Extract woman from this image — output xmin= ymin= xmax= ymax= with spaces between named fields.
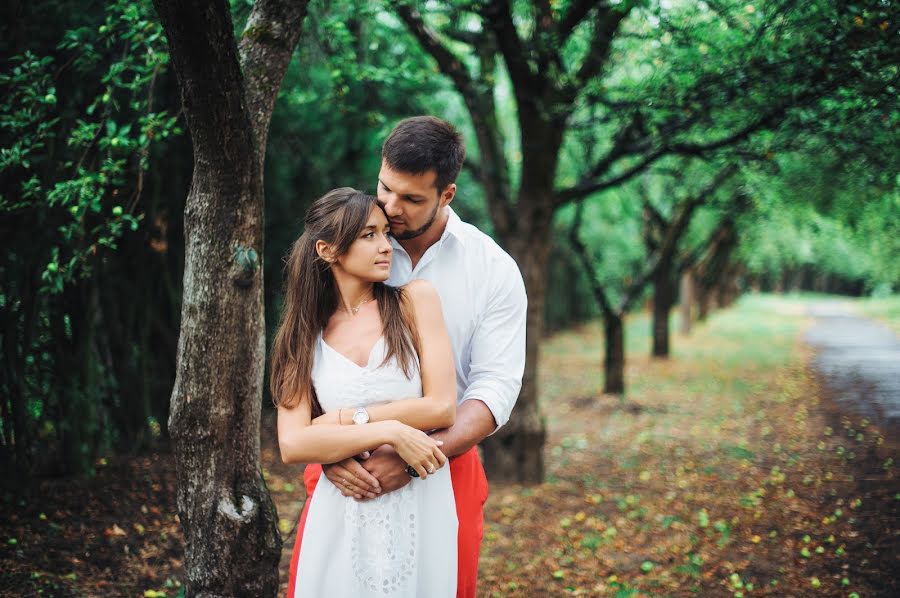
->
xmin=272 ymin=188 xmax=458 ymax=597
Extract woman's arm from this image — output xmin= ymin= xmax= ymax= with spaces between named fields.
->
xmin=277 ymin=390 xmax=448 ymax=477
xmin=278 ymin=394 xmax=394 ymax=464
xmin=313 ymin=280 xmax=457 ymax=431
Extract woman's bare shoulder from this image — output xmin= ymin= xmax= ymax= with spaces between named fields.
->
xmin=401 ymin=279 xmax=441 ymax=310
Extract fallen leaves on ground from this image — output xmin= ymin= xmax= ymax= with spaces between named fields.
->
xmin=2 ymin=296 xmax=897 ymax=597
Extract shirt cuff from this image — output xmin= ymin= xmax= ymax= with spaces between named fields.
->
xmin=461 ymin=387 xmax=513 ymax=435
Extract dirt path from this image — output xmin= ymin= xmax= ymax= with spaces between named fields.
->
xmin=806 ymin=301 xmax=900 ymax=433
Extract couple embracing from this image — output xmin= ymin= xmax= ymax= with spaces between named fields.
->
xmin=272 ymin=116 xmax=527 ymax=597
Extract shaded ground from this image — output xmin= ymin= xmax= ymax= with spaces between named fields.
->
xmin=476 ymin=296 xmax=899 ymax=597
xmin=2 ymin=295 xmax=898 ymax=597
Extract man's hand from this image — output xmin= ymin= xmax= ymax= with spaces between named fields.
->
xmin=322 ymin=456 xmax=381 ymax=499
xmin=359 ymin=445 xmax=411 ymax=498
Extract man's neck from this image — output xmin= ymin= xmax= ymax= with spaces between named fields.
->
xmin=399 ymin=207 xmax=450 ymax=270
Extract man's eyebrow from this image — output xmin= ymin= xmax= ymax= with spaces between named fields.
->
xmin=380 ymin=178 xmax=424 ymax=200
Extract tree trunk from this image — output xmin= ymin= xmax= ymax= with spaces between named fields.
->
xmin=603 ymin=312 xmax=625 ymax=394
xmin=652 ymin=270 xmax=677 ymax=358
xmin=152 ymin=0 xmax=307 ymax=594
xmin=481 ymin=229 xmax=548 ymax=483
xmin=697 ymin=286 xmax=712 ymax=321
xmin=679 ymin=270 xmax=694 ymax=335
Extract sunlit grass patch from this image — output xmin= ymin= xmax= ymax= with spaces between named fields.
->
xmin=853 ymin=294 xmax=900 ymax=335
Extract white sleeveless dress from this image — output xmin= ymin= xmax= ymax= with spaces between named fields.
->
xmin=293 ymin=335 xmax=458 ymax=598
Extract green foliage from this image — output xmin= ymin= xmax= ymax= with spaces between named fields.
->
xmin=1 ymin=0 xmax=177 ymax=294
xmin=3 ymin=0 xmax=896 ymax=476
xmin=737 ymin=145 xmax=899 ymax=292
xmin=1 ymin=0 xmax=180 ymax=474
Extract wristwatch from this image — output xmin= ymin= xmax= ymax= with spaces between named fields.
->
xmin=351 ymin=407 xmax=369 ymax=425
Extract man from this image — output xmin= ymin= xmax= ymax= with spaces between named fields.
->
xmin=286 ymin=116 xmax=526 ymax=598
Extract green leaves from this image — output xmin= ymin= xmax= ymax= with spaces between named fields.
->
xmin=1 ymin=0 xmax=174 ymax=296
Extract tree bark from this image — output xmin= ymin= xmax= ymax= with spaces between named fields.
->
xmin=480 ymin=180 xmax=555 ymax=483
xmin=603 ymin=313 xmax=625 ymax=395
xmin=651 ymin=269 xmax=677 ymax=358
xmin=679 ymin=270 xmax=694 ymax=335
xmin=152 ymin=0 xmax=306 ymax=594
xmin=481 ymin=232 xmax=548 ymax=483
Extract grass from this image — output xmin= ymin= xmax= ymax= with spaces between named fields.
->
xmin=479 ymin=294 xmax=899 ymax=597
xmin=851 ymin=295 xmax=900 ymax=335
xmin=4 ymin=293 xmax=897 ymax=597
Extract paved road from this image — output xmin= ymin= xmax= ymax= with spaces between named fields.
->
xmin=805 ymin=302 xmax=900 ymax=430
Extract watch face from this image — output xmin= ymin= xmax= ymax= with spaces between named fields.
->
xmin=352 ymin=409 xmax=368 ymax=425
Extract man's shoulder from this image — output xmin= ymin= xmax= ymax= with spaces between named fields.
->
xmin=451 ymin=216 xmax=518 ymax=270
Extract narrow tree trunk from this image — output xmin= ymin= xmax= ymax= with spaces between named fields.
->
xmin=679 ymin=270 xmax=694 ymax=335
xmin=652 ymin=270 xmax=677 ymax=358
xmin=603 ymin=312 xmax=625 ymax=394
xmin=600 ymin=309 xmax=627 ymax=396
xmin=697 ymin=286 xmax=712 ymax=321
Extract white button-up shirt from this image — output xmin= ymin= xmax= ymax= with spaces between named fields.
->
xmin=387 ymin=207 xmax=527 ymax=431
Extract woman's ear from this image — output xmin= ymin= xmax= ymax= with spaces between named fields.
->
xmin=315 ymin=240 xmax=336 ymax=263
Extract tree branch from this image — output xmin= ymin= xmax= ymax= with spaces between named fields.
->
xmin=572 ymin=5 xmax=630 ymax=90
xmin=556 ymin=149 xmax=665 ymax=205
xmin=391 ymin=1 xmax=515 ymax=237
xmin=678 ymin=190 xmax=751 ymax=272
xmin=152 ymin=0 xmax=251 ymax=169
xmin=624 ymin=164 xmax=738 ymax=313
xmin=238 ymin=0 xmax=310 ymax=157
xmin=569 ymin=201 xmax=616 ymax=318
xmin=482 ymin=0 xmax=539 ymax=94
xmin=392 ymin=2 xmax=478 ymax=100
xmin=558 ymin=0 xmax=603 ymax=41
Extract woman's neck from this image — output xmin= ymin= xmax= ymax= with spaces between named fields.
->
xmin=332 ymin=271 xmax=375 ymax=317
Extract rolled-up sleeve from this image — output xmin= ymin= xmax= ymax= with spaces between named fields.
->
xmin=461 ymin=256 xmax=527 ymax=431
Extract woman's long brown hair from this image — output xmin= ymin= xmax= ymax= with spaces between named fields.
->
xmin=270 ymin=188 xmax=420 ymax=416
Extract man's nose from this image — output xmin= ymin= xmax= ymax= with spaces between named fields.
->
xmin=381 ymin=195 xmax=402 ymax=218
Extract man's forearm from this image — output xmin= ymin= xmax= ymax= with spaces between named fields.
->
xmin=429 ymin=399 xmax=496 ymax=458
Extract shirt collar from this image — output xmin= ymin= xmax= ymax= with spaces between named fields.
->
xmin=442 ymin=206 xmax=464 ymax=243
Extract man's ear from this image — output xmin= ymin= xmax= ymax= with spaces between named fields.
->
xmin=440 ymin=183 xmax=456 ymax=208
xmin=315 ymin=240 xmax=336 ymax=263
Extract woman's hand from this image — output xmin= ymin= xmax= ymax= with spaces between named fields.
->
xmin=387 ymin=421 xmax=447 ymax=479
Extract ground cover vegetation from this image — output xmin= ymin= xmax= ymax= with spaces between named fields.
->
xmin=2 ymin=296 xmax=897 ymax=596
xmin=1 ymin=0 xmax=897 ymax=593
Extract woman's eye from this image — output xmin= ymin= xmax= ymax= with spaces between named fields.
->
xmin=364 ymin=232 xmax=375 ymax=239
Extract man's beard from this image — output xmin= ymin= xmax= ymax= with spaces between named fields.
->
xmin=391 ymin=201 xmax=440 ymax=240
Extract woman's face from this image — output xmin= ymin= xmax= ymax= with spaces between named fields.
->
xmin=331 ymin=206 xmax=393 ymax=282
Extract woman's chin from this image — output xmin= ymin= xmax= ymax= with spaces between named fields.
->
xmin=363 ymin=271 xmax=391 ymax=282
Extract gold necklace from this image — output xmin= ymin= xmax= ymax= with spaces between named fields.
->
xmin=350 ymin=293 xmax=375 ymax=315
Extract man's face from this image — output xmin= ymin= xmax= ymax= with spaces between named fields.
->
xmin=376 ymin=160 xmax=453 ymax=240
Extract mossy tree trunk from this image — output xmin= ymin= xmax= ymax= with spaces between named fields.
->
xmin=151 ymin=0 xmax=307 ymax=594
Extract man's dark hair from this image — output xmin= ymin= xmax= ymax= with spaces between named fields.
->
xmin=382 ymin=116 xmax=465 ymax=193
